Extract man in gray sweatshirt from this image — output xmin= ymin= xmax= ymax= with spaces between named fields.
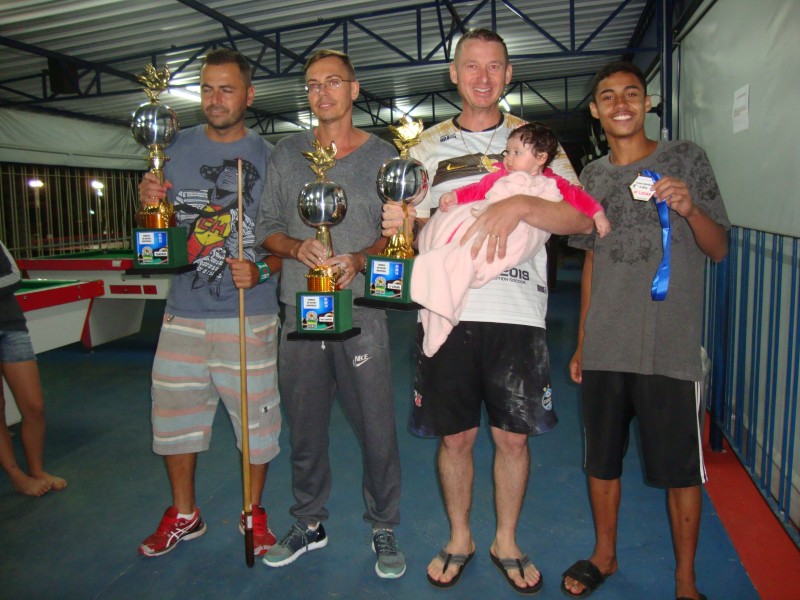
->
xmin=254 ymin=49 xmax=404 ymax=580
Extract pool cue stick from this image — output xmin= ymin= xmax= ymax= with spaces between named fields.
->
xmin=237 ymin=157 xmax=255 ymax=567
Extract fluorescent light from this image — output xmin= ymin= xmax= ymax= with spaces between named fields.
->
xmin=90 ymin=180 xmax=104 ymax=190
xmin=28 ymin=179 xmax=44 ymax=188
xmin=500 ymin=98 xmax=511 ymax=112
xmin=168 ymin=87 xmax=202 ymax=103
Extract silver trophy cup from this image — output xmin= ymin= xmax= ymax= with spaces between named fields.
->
xmin=298 ymin=142 xmax=348 ymax=292
xmin=377 ymin=116 xmax=429 ymax=258
xmin=131 ymin=65 xmax=179 ymax=228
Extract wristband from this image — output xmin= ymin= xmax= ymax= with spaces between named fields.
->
xmin=255 ymin=261 xmax=271 ymax=283
xmin=357 ymin=251 xmax=368 ymax=275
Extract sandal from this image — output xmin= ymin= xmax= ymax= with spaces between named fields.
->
xmin=490 ymin=552 xmax=543 ymax=595
xmin=561 ymin=559 xmax=608 ymax=598
xmin=427 ymin=548 xmax=475 ymax=589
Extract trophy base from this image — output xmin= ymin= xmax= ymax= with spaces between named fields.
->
xmin=361 ymin=255 xmax=416 ymax=307
xmin=292 ymin=289 xmax=356 ymax=338
xmin=287 ymin=328 xmax=361 ymax=341
xmin=133 ymin=227 xmax=189 ymax=270
xmin=354 ymin=297 xmax=421 ymax=311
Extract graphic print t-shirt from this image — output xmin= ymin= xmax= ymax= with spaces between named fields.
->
xmin=163 ymin=126 xmax=277 ymax=318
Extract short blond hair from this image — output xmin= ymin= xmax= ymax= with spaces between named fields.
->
xmin=454 ymin=29 xmax=509 ymax=65
xmin=303 ymin=49 xmax=356 ymax=79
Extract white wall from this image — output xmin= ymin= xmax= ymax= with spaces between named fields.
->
xmin=680 ymin=0 xmax=800 ymax=237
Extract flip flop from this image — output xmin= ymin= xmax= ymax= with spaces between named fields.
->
xmin=490 ymin=552 xmax=544 ymax=595
xmin=427 ymin=548 xmax=475 ymax=589
xmin=561 ymin=559 xmax=607 ymax=598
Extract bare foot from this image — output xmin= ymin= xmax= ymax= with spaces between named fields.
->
xmin=427 ymin=539 xmax=476 ymax=585
xmin=10 ymin=470 xmax=51 ymax=496
xmin=39 ymin=472 xmax=67 ymax=491
xmin=490 ymin=542 xmax=542 ymax=590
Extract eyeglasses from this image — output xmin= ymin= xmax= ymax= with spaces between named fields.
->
xmin=304 ymin=77 xmax=355 ymax=94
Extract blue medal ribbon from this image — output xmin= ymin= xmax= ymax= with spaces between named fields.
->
xmin=642 ymin=169 xmax=670 ymax=301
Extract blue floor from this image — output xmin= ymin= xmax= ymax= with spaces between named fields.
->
xmin=0 ymin=265 xmax=758 ymax=599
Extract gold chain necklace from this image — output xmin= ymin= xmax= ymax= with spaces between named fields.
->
xmin=456 ymin=115 xmax=502 ymax=172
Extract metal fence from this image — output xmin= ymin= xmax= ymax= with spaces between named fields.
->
xmin=0 ymin=162 xmax=141 ymax=258
xmin=704 ymin=226 xmax=800 ymax=545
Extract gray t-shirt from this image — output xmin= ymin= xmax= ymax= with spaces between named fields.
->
xmin=569 ymin=140 xmax=729 ymax=381
xmin=163 ymin=125 xmax=278 ymax=318
xmin=254 ymin=130 xmax=396 ymax=309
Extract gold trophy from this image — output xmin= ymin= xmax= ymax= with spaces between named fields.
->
xmin=358 ymin=116 xmax=428 ymax=308
xmin=130 ymin=64 xmax=188 ymax=269
xmin=289 ymin=141 xmax=357 ymax=339
xmin=299 ymin=141 xmax=347 ymax=292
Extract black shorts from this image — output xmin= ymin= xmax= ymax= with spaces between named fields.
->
xmin=410 ymin=321 xmax=556 ymax=437
xmin=581 ymin=371 xmax=706 ymax=488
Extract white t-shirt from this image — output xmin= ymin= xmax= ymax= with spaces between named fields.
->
xmin=410 ymin=114 xmax=579 ymax=327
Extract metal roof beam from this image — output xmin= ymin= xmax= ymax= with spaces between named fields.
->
xmin=441 ymin=0 xmax=469 ymax=34
xmin=0 ymin=34 xmax=140 ymax=102
xmin=279 ymin=21 xmax=341 ymax=75
xmin=176 ymin=0 xmax=306 ymax=65
xmin=426 ymin=0 xmax=488 ymax=62
xmin=578 ymin=0 xmax=635 ymax=51
xmin=349 ymin=20 xmax=416 ymax=63
xmin=500 ymin=0 xmax=569 ymax=52
xmin=1 ymin=1 xmax=649 ymax=98
xmin=0 ymin=36 xmax=139 ymax=86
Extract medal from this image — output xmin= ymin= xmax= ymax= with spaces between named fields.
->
xmin=629 ymin=173 xmax=657 ymax=201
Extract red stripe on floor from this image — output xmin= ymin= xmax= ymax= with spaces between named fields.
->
xmin=703 ymin=421 xmax=800 ymax=599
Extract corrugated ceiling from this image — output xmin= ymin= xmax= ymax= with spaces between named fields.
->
xmin=0 ymin=0 xmax=656 ymax=144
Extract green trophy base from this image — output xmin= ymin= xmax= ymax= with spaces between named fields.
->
xmin=289 ymin=289 xmax=358 ymax=340
xmin=132 ymin=227 xmax=189 ymax=271
xmin=355 ymin=255 xmax=420 ymax=310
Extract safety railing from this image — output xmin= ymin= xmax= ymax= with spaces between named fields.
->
xmin=0 ymin=162 xmax=140 ymax=258
xmin=704 ymin=226 xmax=800 ymax=545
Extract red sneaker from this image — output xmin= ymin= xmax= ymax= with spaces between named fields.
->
xmin=138 ymin=506 xmax=206 ymax=557
xmin=239 ymin=505 xmax=276 ymax=557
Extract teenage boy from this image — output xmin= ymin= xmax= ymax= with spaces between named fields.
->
xmin=563 ymin=61 xmax=729 ymax=600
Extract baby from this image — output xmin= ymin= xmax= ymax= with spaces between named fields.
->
xmin=439 ymin=121 xmax=610 ymax=235
xmin=410 ymin=122 xmax=609 ymax=357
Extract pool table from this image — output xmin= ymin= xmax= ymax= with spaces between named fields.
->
xmin=4 ymin=279 xmax=104 ymax=425
xmin=17 ymin=249 xmax=178 ymax=348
